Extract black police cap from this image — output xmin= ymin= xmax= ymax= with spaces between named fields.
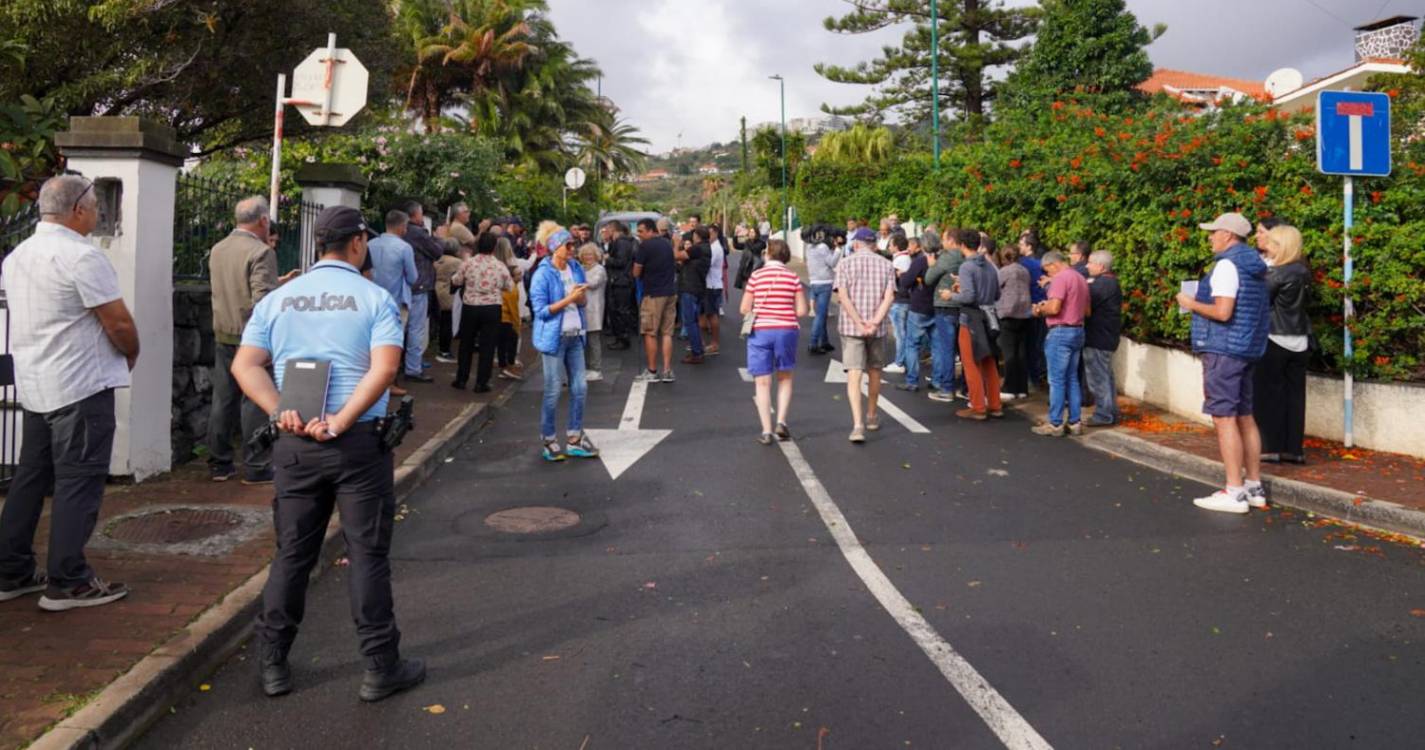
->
xmin=314 ymin=206 xmax=377 ymax=245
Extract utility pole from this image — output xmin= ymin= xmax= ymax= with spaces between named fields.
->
xmin=770 ymin=74 xmax=788 ymax=231
xmin=930 ymin=0 xmax=941 ymax=169
xmin=740 ymin=116 xmax=749 ymax=174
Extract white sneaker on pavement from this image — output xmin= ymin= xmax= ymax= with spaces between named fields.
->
xmin=585 ymin=370 xmax=603 ymax=382
xmin=1246 ymin=483 xmax=1268 ymax=509
xmin=883 ymin=363 xmax=906 ymax=374
xmin=1193 ymin=489 xmax=1250 ymax=514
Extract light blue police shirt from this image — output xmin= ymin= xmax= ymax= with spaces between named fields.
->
xmin=241 ymin=260 xmax=404 ymax=423
xmin=366 ymin=233 xmax=417 ymax=307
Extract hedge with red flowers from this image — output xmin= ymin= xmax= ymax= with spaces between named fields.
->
xmin=794 ymin=94 xmax=1425 ymax=381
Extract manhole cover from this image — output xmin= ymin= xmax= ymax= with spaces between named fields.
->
xmin=107 ymin=508 xmax=244 ymax=544
xmin=484 ymin=507 xmax=581 ymax=534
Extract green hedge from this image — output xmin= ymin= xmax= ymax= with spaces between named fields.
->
xmin=793 ymin=96 xmax=1425 ymax=381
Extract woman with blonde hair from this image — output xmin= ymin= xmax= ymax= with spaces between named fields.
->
xmin=1254 ymin=223 xmax=1312 ymax=465
xmin=740 ymin=239 xmax=808 ymax=444
xmin=578 ymin=242 xmax=608 ymax=381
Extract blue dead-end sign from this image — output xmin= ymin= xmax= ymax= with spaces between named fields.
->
xmin=1317 ymin=91 xmax=1391 ymax=177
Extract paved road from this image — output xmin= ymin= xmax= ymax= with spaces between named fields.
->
xmin=139 ymin=280 xmax=1425 ymax=749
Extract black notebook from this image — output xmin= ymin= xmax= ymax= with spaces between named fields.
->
xmin=278 ymin=359 xmax=331 ymax=423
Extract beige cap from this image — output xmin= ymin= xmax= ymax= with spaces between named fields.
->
xmin=1198 ymin=212 xmax=1252 ymax=238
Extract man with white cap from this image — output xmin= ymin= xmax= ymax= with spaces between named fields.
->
xmin=1175 ymin=212 xmax=1272 ymax=514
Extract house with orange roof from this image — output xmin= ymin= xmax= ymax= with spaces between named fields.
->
xmin=1139 ymin=16 xmax=1416 ymax=113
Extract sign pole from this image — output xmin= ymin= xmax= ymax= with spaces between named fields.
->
xmin=319 ymin=33 xmax=338 ymax=126
xmin=1343 ymin=175 xmax=1354 ymax=448
xmin=269 ymin=73 xmax=286 ymax=225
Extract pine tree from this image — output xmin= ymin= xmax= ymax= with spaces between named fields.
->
xmin=1002 ymin=0 xmax=1164 ymax=107
xmin=814 ymin=0 xmax=1038 ymax=127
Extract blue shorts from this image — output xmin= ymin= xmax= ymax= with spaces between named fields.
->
xmin=746 ymin=328 xmax=799 ymax=376
xmin=702 ymin=288 xmax=724 ymax=315
xmin=1202 ymin=352 xmax=1255 ymax=417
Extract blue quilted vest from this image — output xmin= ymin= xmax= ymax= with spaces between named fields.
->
xmin=1190 ymin=242 xmax=1270 ymax=360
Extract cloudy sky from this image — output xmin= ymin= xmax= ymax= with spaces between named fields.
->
xmin=546 ymin=0 xmax=1405 ymax=152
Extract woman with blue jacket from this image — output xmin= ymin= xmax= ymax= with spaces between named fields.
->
xmin=530 ymin=228 xmax=600 ymax=462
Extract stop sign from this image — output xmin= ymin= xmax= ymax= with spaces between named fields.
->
xmin=291 ymin=47 xmax=369 ymax=127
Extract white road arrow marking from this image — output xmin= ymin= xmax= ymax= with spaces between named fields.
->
xmin=582 ymin=378 xmax=671 ymax=480
xmin=738 ymin=367 xmax=754 ymax=383
xmin=825 ymin=360 xmax=930 ymax=434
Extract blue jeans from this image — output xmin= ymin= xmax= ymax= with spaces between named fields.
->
xmin=1083 ymin=347 xmax=1120 ymax=424
xmin=1045 ymin=326 xmax=1085 ymax=426
xmin=905 ymin=312 xmax=933 ymax=386
xmin=930 ymin=309 xmax=960 ymax=392
xmin=889 ymin=303 xmax=910 ymax=368
xmin=680 ymin=292 xmax=704 ymax=356
xmin=809 ymin=284 xmax=833 ymax=349
xmin=404 ymin=292 xmax=429 ymax=376
xmin=541 ymin=336 xmax=587 ymax=440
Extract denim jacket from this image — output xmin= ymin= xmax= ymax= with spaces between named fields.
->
xmin=530 ymin=259 xmax=587 ymax=355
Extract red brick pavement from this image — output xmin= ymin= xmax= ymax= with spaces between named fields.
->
xmin=0 ymin=348 xmax=534 ymax=750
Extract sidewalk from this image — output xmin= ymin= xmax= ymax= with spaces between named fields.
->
xmin=0 ymin=347 xmax=537 ymax=750
xmin=1009 ymin=391 xmax=1425 ymax=540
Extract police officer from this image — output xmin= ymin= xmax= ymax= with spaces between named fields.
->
xmin=231 ymin=206 xmax=425 ymax=702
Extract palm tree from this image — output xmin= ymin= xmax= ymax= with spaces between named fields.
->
xmin=401 ymin=0 xmax=544 ymax=132
xmin=814 ymin=124 xmax=894 ymax=163
xmin=578 ymin=105 xmax=649 ymax=181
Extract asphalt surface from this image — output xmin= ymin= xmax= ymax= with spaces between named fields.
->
xmin=138 ymin=277 xmax=1425 ymax=749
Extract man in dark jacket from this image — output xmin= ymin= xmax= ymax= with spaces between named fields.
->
xmin=401 ymin=202 xmax=443 ymax=383
xmin=895 ymin=236 xmax=932 ymax=391
xmin=676 ymin=227 xmax=711 ymax=364
xmin=947 ymin=229 xmax=1002 ymax=419
xmin=1084 ymin=250 xmax=1122 ymax=426
xmin=602 ymin=221 xmax=638 ymax=349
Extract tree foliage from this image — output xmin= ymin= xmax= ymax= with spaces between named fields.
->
xmin=1002 ymin=0 xmax=1163 ymax=108
xmin=815 ymin=124 xmax=895 ymax=164
xmin=750 ymin=126 xmax=808 ymax=190
xmin=815 ymin=0 xmax=1038 ymax=126
xmin=0 ymin=0 xmax=395 ymax=153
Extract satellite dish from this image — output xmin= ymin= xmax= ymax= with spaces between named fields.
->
xmin=1264 ymin=68 xmax=1304 ymax=98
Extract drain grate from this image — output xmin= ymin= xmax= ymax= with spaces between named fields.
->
xmin=484 ymin=507 xmax=581 ymax=534
xmin=106 ymin=508 xmax=244 ymax=544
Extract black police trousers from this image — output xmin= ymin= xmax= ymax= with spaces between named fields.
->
xmin=254 ymin=429 xmax=401 ymax=664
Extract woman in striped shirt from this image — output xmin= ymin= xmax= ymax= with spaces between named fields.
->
xmin=740 ymin=239 xmax=808 ymax=445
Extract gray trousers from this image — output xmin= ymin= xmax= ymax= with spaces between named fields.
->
xmin=206 ymin=342 xmax=271 ymax=474
xmin=1083 ymin=347 xmax=1121 ymax=424
xmin=585 ymin=335 xmax=603 ymax=372
xmin=254 ymin=429 xmax=401 ymax=664
xmin=0 ymin=389 xmax=115 ymax=587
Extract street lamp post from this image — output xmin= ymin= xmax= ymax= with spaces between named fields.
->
xmin=770 ymin=74 xmax=788 ymax=231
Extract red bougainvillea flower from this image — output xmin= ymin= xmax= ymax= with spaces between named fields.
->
xmin=1094 ymin=127 xmax=1107 ymax=138
xmin=1294 ymin=128 xmax=1315 ymax=141
xmin=1069 ymin=156 xmax=1083 ymax=169
xmin=1253 ymin=185 xmax=1268 ymax=201
xmin=1300 ymin=184 xmax=1314 ymax=196
xmin=1056 ymin=194 xmax=1068 ymax=203
xmin=1388 ymin=88 xmax=1400 ymax=99
xmin=1009 ymin=159 xmax=1022 ymax=168
xmin=1376 ymin=356 xmax=1392 ymax=366
xmin=1370 ymin=191 xmax=1382 ymax=204
xmin=1211 ymin=156 xmax=1223 ymax=166
xmin=1051 ymin=101 xmax=1065 ymax=111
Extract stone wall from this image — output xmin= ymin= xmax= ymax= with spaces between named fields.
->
xmin=172 ymin=285 xmax=214 ymax=463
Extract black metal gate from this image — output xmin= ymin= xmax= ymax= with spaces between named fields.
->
xmin=0 ymin=203 xmax=39 ymax=489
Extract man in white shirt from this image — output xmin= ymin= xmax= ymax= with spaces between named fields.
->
xmin=0 ymin=175 xmax=141 ymax=611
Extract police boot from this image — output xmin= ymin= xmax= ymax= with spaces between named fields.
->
xmin=359 ymin=652 xmax=426 ymax=703
xmin=258 ymin=640 xmax=292 ymax=697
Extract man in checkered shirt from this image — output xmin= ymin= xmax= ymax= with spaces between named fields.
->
xmin=0 ymin=174 xmax=141 ymax=611
xmin=834 ymin=227 xmax=897 ymax=443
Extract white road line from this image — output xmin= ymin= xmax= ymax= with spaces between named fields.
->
xmin=824 ymin=359 xmax=931 ymax=434
xmin=778 ymin=440 xmax=1053 ymax=750
xmin=738 ymin=367 xmax=754 ymax=382
xmin=621 ymin=377 xmax=649 ymax=429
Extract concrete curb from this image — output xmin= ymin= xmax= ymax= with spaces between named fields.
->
xmin=1081 ymin=429 xmax=1425 ymax=539
xmin=30 ymin=384 xmax=523 ymax=750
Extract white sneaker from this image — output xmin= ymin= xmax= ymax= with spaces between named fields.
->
xmin=1193 ymin=490 xmax=1250 ymax=515
xmin=884 ymin=363 xmax=906 ymax=374
xmin=999 ymin=392 xmax=1018 ymax=401
xmin=585 ymin=370 xmax=603 ymax=382
xmin=1246 ymin=484 xmax=1268 ymax=509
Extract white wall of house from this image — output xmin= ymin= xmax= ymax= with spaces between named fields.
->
xmin=1113 ymin=338 xmax=1425 ymax=458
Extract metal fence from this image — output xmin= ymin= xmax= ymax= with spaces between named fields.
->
xmin=0 ymin=203 xmax=39 ymax=488
xmin=173 ymin=174 xmax=323 ymax=279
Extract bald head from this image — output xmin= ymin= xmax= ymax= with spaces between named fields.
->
xmin=234 ymin=196 xmax=270 ymax=231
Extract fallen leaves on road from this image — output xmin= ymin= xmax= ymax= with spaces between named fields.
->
xmin=1410 ymin=609 xmax=1425 ymax=618
xmin=542 ymin=655 xmax=561 ymax=662
xmin=424 ymin=704 xmax=446 ymax=715
xmin=967 ymin=580 xmax=983 ymax=588
xmin=643 ymin=581 xmax=657 ymax=590
xmin=199 ymin=684 xmax=210 ymax=692
xmin=987 ymin=469 xmax=1009 ymax=477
